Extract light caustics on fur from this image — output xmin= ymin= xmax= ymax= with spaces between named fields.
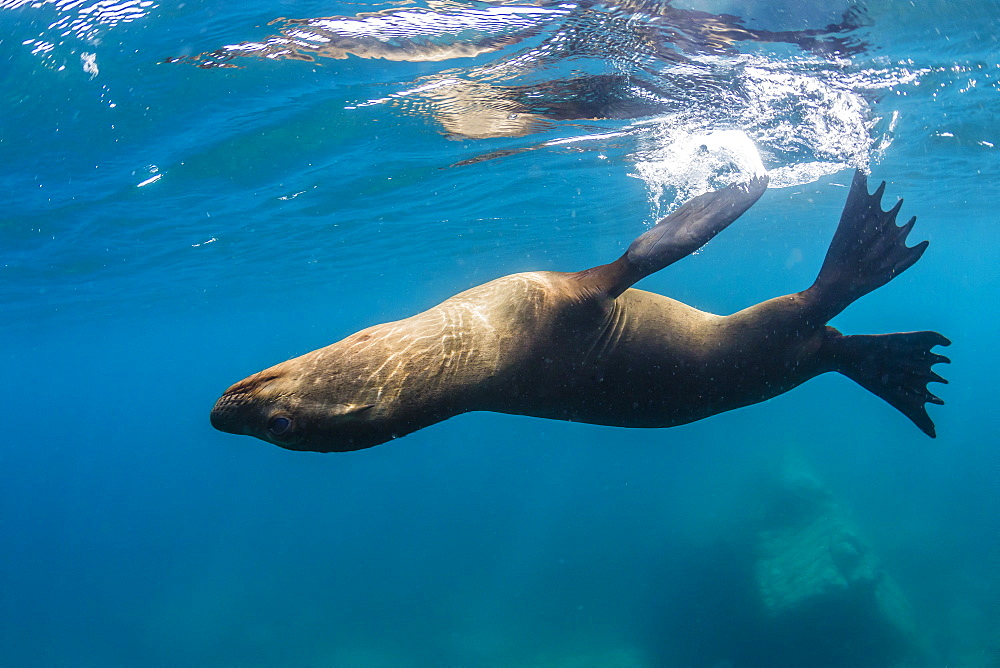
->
xmin=303 ymin=274 xmax=541 ymax=407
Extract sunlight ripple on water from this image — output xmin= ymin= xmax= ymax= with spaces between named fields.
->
xmin=158 ymin=0 xmax=907 ymax=212
xmin=1 ymin=0 xmax=997 ymax=315
xmin=4 ymin=0 xmax=157 ymax=42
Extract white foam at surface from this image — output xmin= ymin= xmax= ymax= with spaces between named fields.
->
xmin=627 ymin=53 xmax=914 ymax=220
xmin=631 ymin=128 xmax=768 ymax=221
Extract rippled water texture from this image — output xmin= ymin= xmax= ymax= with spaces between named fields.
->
xmin=4 ymin=0 xmax=996 ymax=319
xmin=171 ymin=0 xmax=884 ymax=196
xmin=5 ymin=0 xmax=156 ymax=49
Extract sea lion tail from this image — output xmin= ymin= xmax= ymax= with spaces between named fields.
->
xmin=825 ymin=330 xmax=951 ymax=437
xmin=573 ymin=175 xmax=769 ymax=299
xmin=812 ymin=170 xmax=928 ymax=318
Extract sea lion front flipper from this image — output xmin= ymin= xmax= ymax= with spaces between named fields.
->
xmin=574 ymin=176 xmax=768 ymax=299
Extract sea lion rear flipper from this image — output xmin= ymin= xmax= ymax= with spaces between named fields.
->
xmin=826 ymin=330 xmax=951 ymax=437
xmin=574 ymin=175 xmax=768 ymax=299
xmin=813 ymin=170 xmax=928 ymax=315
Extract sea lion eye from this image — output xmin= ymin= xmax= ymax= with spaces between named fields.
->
xmin=268 ymin=416 xmax=292 ymax=436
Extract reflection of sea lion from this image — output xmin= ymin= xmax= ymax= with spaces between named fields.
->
xmin=211 ymin=172 xmax=949 ymax=452
xmin=169 ymin=3 xmax=865 ymax=137
xmin=414 ymin=74 xmax=689 ymax=139
xmin=170 ymin=2 xmax=864 ymax=69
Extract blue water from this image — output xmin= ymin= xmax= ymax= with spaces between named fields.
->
xmin=2 ymin=0 xmax=998 ymax=665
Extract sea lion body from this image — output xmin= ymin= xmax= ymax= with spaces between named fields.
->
xmin=211 ymin=173 xmax=949 ymax=451
xmin=465 ymin=273 xmax=821 ymax=427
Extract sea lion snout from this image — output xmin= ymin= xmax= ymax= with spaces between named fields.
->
xmin=209 ymin=365 xmax=392 ymax=452
xmin=210 ymin=372 xmax=288 ymax=437
xmin=209 ymin=391 xmax=248 ymax=435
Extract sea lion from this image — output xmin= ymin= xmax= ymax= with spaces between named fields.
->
xmin=211 ymin=171 xmax=950 ymax=452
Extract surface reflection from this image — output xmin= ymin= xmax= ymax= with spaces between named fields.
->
xmin=167 ymin=1 xmax=886 ymax=199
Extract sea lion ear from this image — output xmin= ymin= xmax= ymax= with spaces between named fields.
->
xmin=329 ymin=403 xmax=376 ymax=419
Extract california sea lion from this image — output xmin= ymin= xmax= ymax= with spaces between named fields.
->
xmin=211 ymin=171 xmax=950 ymax=452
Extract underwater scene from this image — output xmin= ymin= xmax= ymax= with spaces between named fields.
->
xmin=1 ymin=0 xmax=998 ymax=665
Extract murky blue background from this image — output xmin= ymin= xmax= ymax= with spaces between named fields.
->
xmin=1 ymin=0 xmax=997 ymax=665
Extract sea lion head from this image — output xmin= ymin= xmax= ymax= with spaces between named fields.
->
xmin=209 ymin=364 xmax=383 ymax=453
